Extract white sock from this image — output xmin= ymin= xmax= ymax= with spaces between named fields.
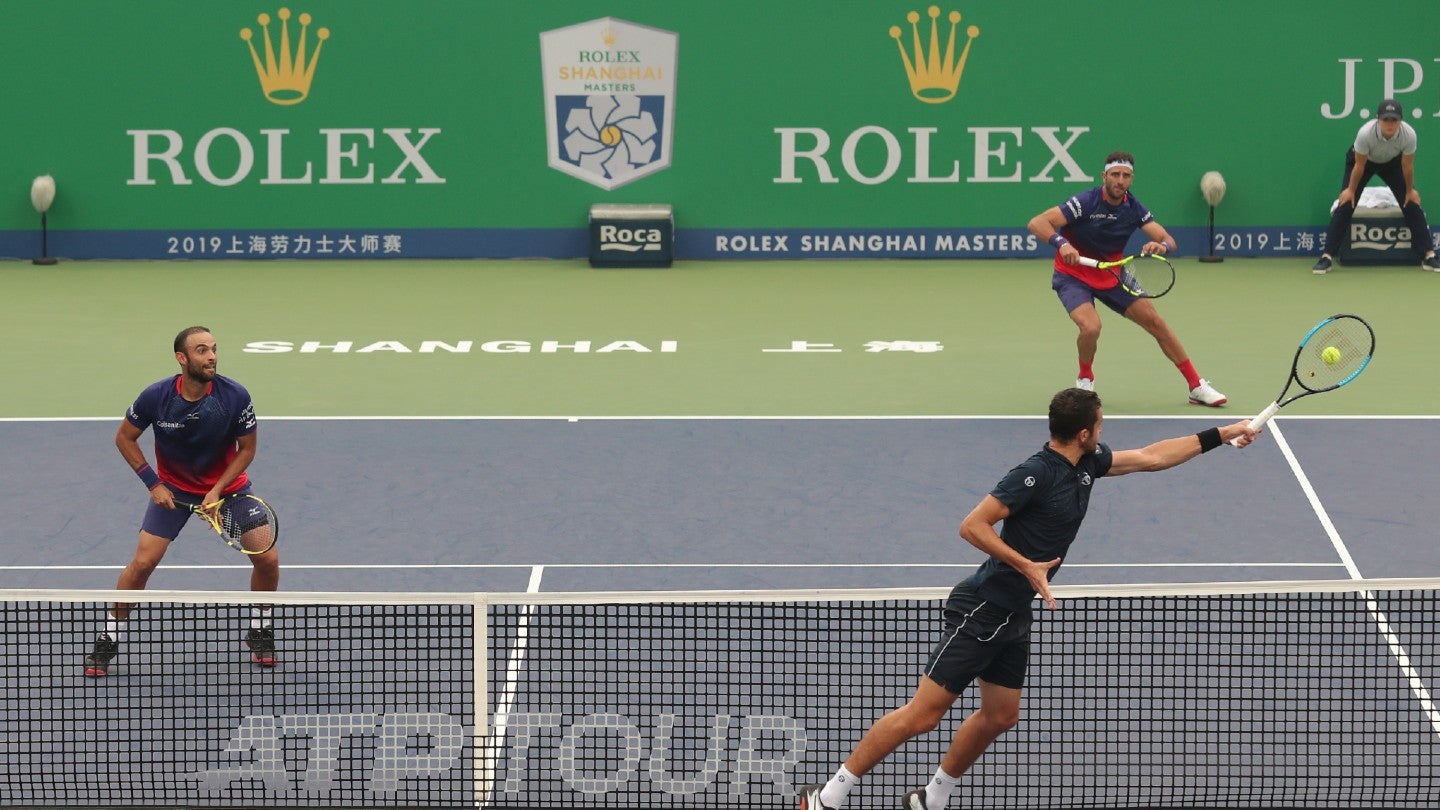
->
xmin=819 ymin=765 xmax=859 ymax=809
xmin=924 ymin=766 xmax=964 ymax=810
xmin=104 ymin=618 xmax=126 ymax=643
xmin=249 ymin=607 xmax=272 ymax=630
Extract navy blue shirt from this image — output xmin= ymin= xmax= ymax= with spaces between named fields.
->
xmin=1053 ymin=187 xmax=1153 ymax=289
xmin=126 ymin=374 xmax=257 ymax=496
xmin=962 ymin=442 xmax=1113 ymax=613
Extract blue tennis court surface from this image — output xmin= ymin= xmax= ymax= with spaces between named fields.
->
xmin=3 ymin=416 xmax=1436 ymax=592
xmin=3 ymin=415 xmax=1438 ymax=809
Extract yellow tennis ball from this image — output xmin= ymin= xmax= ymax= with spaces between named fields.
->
xmin=1321 ymin=346 xmax=1341 ymax=365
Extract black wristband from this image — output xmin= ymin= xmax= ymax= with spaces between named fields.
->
xmin=1196 ymin=427 xmax=1222 ymax=453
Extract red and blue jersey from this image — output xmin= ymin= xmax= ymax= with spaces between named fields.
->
xmin=1054 ymin=187 xmax=1154 ymax=289
xmin=126 ymin=374 xmax=257 ymax=496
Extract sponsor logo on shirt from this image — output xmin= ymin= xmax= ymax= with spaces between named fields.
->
xmin=156 ymin=413 xmax=201 ymax=430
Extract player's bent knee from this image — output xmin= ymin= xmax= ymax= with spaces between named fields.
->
xmin=994 ymin=709 xmax=1022 ymax=731
xmin=249 ymin=552 xmax=280 ymax=571
xmin=127 ymin=557 xmax=162 ymax=576
xmin=131 ymin=535 xmax=170 ymax=570
xmin=977 ymin=706 xmax=1020 ymax=733
xmin=893 ymin=703 xmax=945 ymax=735
xmin=904 ymin=713 xmax=943 ymax=736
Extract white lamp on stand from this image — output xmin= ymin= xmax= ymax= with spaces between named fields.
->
xmin=1199 ymin=171 xmax=1225 ymax=263
xmin=31 ymin=174 xmax=58 ymax=266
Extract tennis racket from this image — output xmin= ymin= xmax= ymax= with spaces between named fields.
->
xmin=1077 ymin=253 xmax=1176 ymax=298
xmin=1235 ymin=314 xmax=1376 ymax=443
xmin=192 ymin=494 xmax=279 ymax=555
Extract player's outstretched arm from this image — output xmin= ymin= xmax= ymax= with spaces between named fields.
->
xmin=1107 ymin=421 xmax=1258 ymax=477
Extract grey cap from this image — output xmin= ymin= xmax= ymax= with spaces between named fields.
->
xmin=1377 ymin=99 xmax=1403 ymax=120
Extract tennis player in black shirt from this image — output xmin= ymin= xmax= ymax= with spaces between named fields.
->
xmin=799 ymin=387 xmax=1258 ymax=810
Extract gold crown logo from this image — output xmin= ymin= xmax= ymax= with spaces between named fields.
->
xmin=889 ymin=7 xmax=979 ymax=104
xmin=601 ymin=26 xmax=617 ymax=47
xmin=240 ymin=8 xmax=330 ymax=106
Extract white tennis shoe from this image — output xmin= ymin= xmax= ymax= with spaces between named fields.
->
xmin=1075 ymin=377 xmax=1095 ymax=392
xmin=798 ymin=785 xmax=834 ymax=810
xmin=1188 ymin=379 xmax=1227 ymax=407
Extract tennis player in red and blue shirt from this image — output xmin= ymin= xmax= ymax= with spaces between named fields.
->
xmin=85 ymin=326 xmax=278 ymax=676
xmin=1027 ymin=150 xmax=1227 ymax=407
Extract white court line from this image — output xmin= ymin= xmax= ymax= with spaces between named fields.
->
xmin=1270 ymin=420 xmax=1440 ymax=739
xmin=479 ymin=565 xmax=543 ymax=806
xmin=3 ymin=414 xmax=1438 ymax=423
xmin=0 ymin=561 xmax=1344 ymax=572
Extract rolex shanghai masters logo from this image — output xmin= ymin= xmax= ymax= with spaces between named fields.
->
xmin=240 ymin=7 xmax=329 ymax=106
xmin=889 ymin=6 xmax=979 ymax=104
xmin=541 ymin=18 xmax=677 ymax=190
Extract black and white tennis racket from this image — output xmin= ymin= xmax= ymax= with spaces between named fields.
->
xmin=1237 ymin=314 xmax=1375 ymax=441
xmin=1077 ymin=253 xmax=1176 ymax=298
xmin=193 ymin=494 xmax=279 ymax=555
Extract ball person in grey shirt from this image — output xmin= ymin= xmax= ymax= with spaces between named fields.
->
xmin=1313 ymin=98 xmax=1440 ymax=274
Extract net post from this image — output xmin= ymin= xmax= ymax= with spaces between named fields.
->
xmin=472 ymin=591 xmax=490 ymax=808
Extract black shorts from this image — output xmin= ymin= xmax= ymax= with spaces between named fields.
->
xmin=923 ymin=585 xmax=1033 ymax=692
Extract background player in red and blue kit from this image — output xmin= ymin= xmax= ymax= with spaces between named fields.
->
xmin=85 ymin=326 xmax=278 ymax=676
xmin=1027 ymin=151 xmax=1227 ymax=407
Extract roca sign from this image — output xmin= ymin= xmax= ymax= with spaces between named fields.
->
xmin=588 ymin=203 xmax=674 ymax=267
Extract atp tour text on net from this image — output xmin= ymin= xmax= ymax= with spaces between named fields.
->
xmin=192 ymin=711 xmax=807 ymax=798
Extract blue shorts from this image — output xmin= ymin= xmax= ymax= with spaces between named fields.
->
xmin=923 ymin=584 xmax=1033 ymax=692
xmin=140 ymin=483 xmax=254 ymax=541
xmin=1052 ymin=270 xmax=1140 ymax=316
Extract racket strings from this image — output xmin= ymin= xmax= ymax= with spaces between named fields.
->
xmin=1120 ymin=256 xmax=1174 ymax=297
xmin=218 ymin=498 xmax=277 ymax=554
xmin=1296 ymin=322 xmax=1372 ymax=391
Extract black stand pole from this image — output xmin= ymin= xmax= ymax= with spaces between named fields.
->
xmin=1198 ymin=205 xmax=1223 ymax=263
xmin=33 ymin=212 xmax=57 ymax=266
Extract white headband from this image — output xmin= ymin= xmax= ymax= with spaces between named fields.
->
xmin=1104 ymin=160 xmax=1134 ymax=173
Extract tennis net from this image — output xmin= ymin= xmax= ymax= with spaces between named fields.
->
xmin=2 ymin=578 xmax=1436 ymax=808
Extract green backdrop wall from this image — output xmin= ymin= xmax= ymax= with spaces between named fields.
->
xmin=0 ymin=1 xmax=1435 ymax=258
